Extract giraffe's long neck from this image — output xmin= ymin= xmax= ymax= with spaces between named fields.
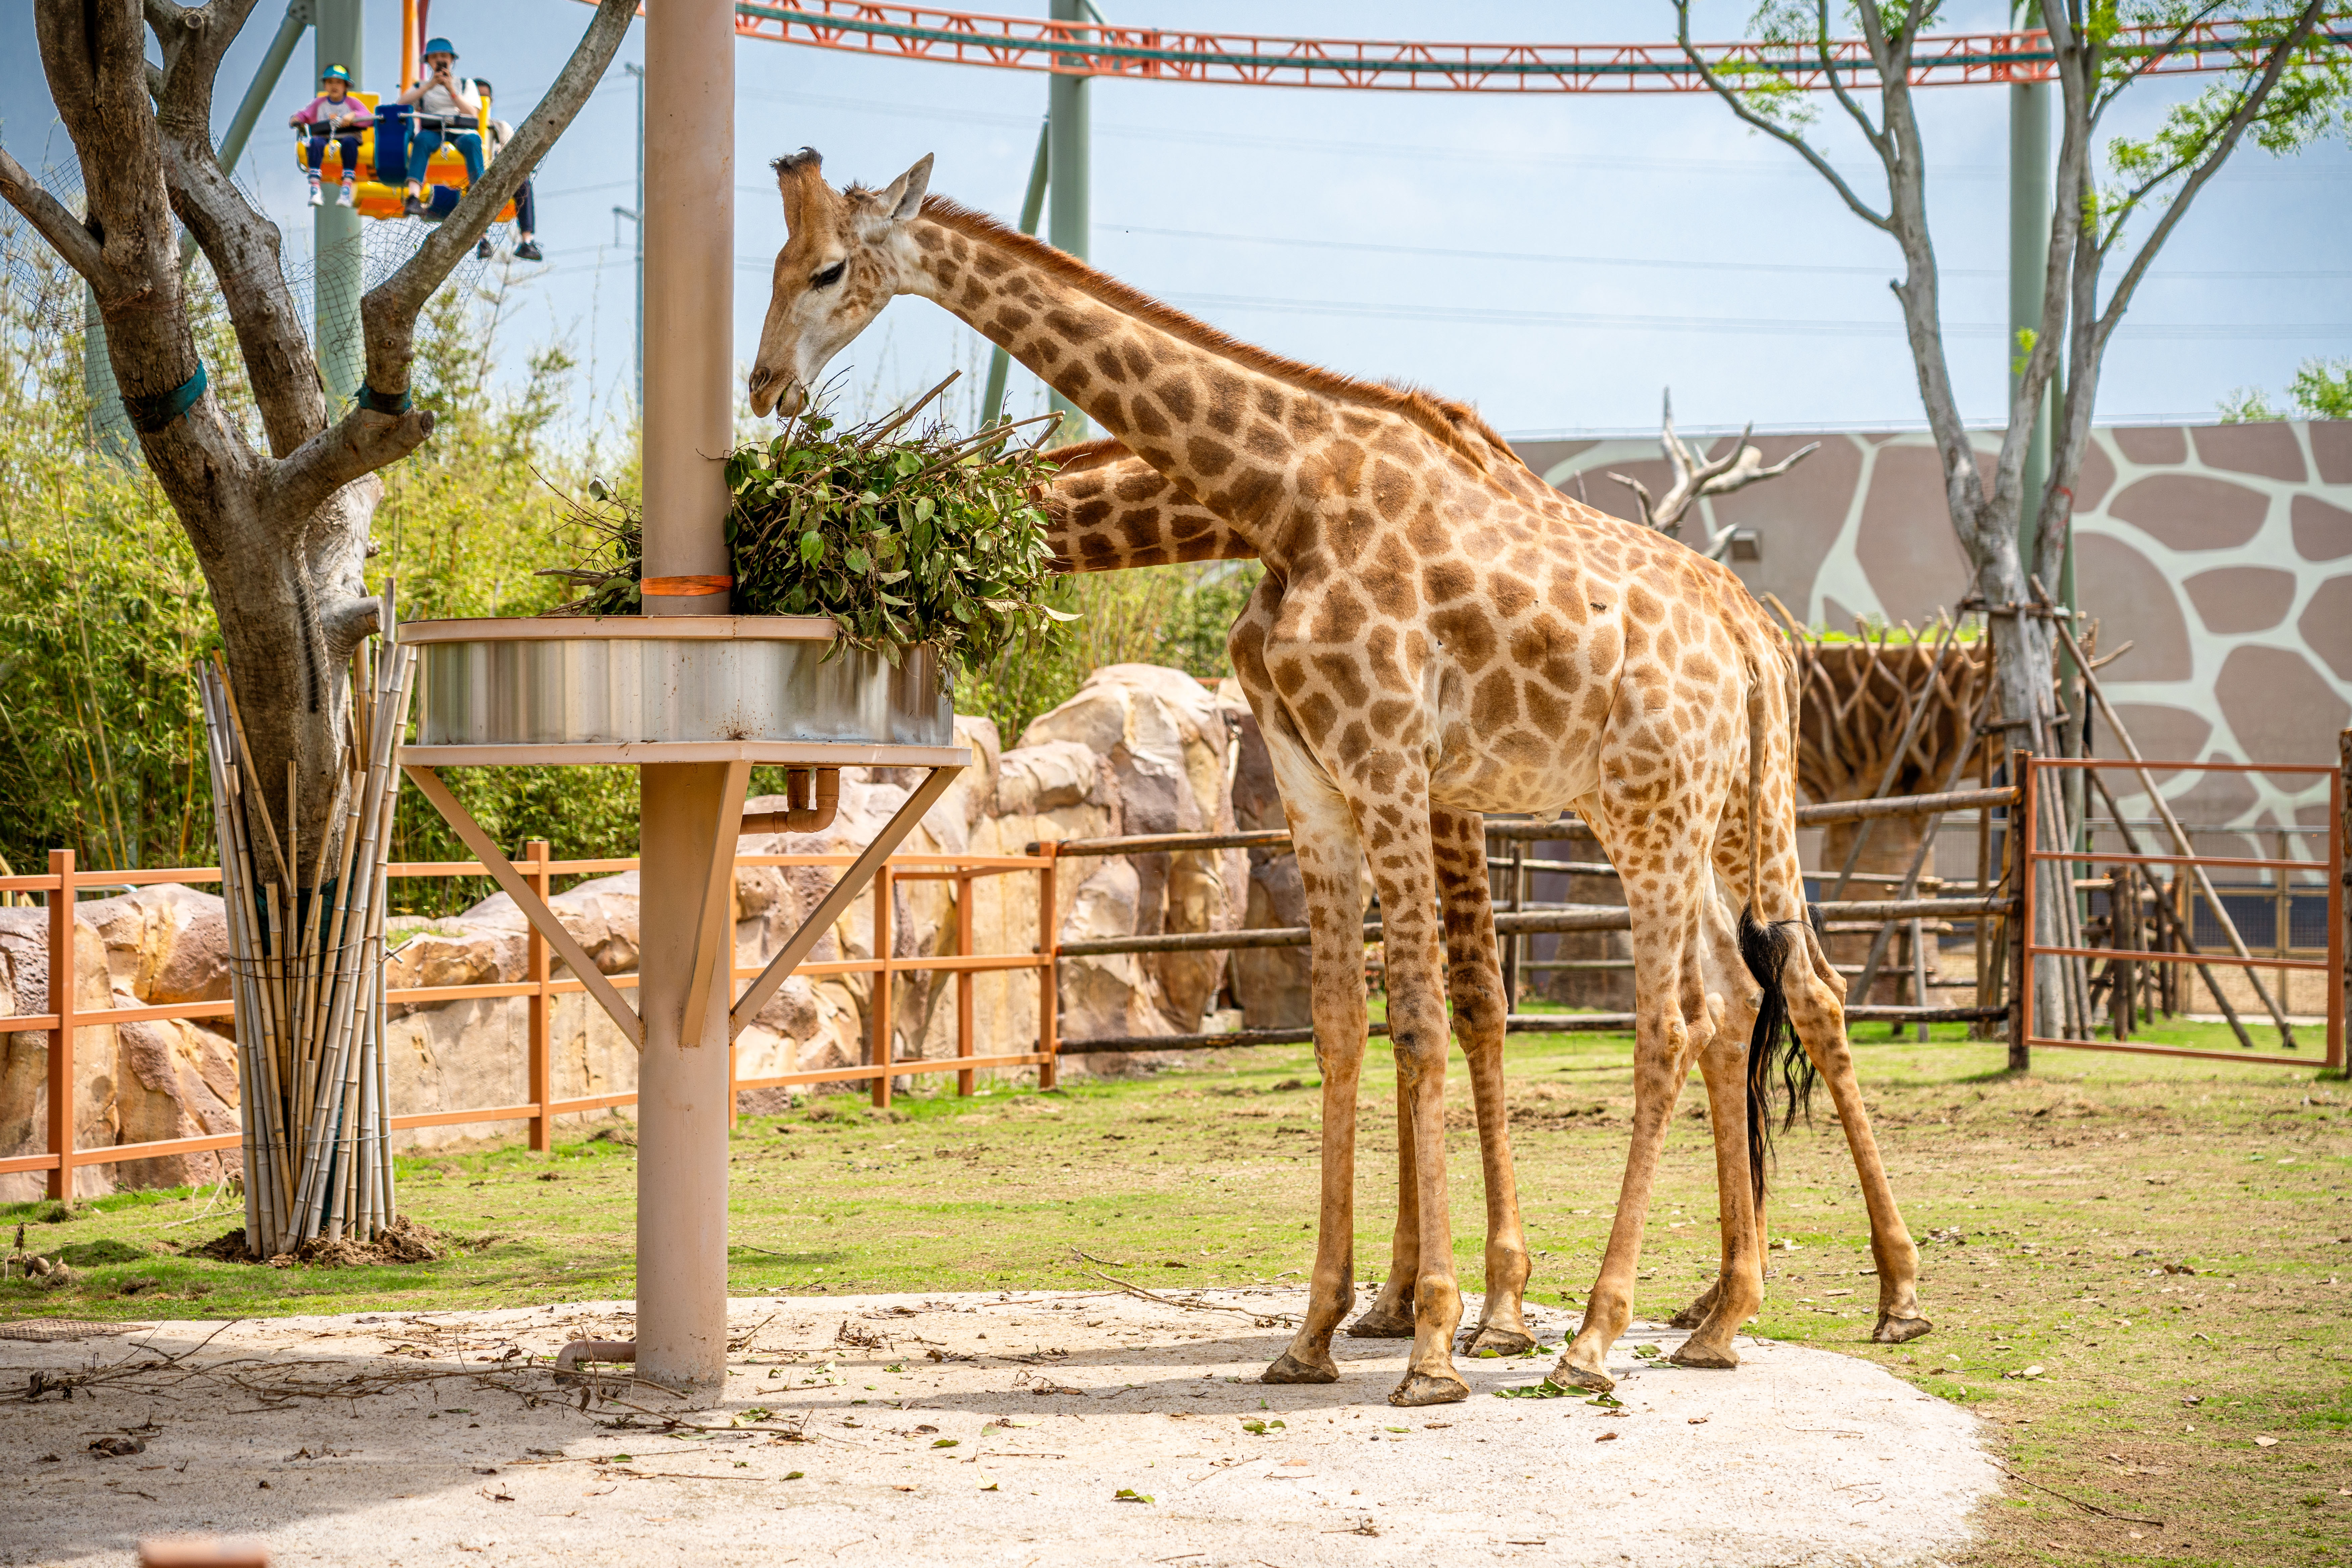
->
xmin=903 ymin=208 xmax=1329 ymax=561
xmin=1043 ymin=440 xmax=1259 ymax=573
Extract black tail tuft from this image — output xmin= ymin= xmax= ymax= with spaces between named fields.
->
xmin=1737 ymin=905 xmax=1816 ymax=1211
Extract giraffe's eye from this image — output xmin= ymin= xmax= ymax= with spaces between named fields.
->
xmin=811 ymin=261 xmax=846 ymax=290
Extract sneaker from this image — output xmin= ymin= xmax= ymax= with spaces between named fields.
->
xmin=337 ymin=180 xmax=356 ymax=208
xmin=475 ymin=238 xmax=494 ymax=260
xmin=515 ymin=239 xmax=543 ymax=262
xmin=307 ymin=180 xmax=324 ymax=207
xmin=402 ymin=187 xmax=423 ymax=217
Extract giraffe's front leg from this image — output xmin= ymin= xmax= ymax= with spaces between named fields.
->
xmin=1433 ymin=809 xmax=1532 ymax=1358
xmin=1261 ymin=792 xmax=1375 ymax=1387
xmin=1344 ymin=1076 xmax=1420 ymax=1340
xmin=1370 ymin=851 xmax=1468 ymax=1407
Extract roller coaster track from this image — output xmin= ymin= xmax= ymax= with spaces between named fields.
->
xmin=709 ymin=2 xmax=2349 ymax=92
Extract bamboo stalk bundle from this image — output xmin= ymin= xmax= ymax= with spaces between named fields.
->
xmin=198 ymin=635 xmax=416 ymax=1257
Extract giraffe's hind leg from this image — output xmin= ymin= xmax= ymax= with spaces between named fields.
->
xmin=1783 ymin=922 xmax=1931 ymax=1342
xmin=1668 ymin=890 xmax=1765 ymax=1368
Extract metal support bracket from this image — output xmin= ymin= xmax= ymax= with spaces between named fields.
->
xmin=403 ymin=764 xmax=645 ymax=1049
xmin=729 ymin=766 xmax=962 ymax=1041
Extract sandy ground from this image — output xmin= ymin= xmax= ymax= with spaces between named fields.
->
xmin=2 ymin=1290 xmax=1996 ymax=1567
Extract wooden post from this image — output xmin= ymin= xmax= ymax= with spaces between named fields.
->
xmin=1505 ymin=838 xmax=1526 ymax=1011
xmin=2331 ymin=730 xmax=2346 ymax=1075
xmin=2009 ymin=750 xmax=2032 ymax=1073
xmin=1974 ymin=744 xmax=1995 ymax=1036
xmin=526 ymin=840 xmax=552 ymax=1153
xmin=2110 ymin=862 xmax=2134 ymax=1042
xmin=870 ymin=864 xmax=893 ymax=1110
xmin=45 ymin=848 xmax=74 ymax=1202
xmin=1038 ymin=849 xmax=1059 ymax=1090
xmin=956 ymin=873 xmax=976 ymax=1097
xmin=2275 ymin=827 xmax=2295 ymax=1023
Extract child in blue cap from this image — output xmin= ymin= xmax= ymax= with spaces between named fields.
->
xmin=396 ymin=36 xmax=484 ymax=216
xmin=289 ymin=65 xmax=370 ymax=208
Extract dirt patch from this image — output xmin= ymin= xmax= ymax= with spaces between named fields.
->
xmin=0 ymin=1291 xmax=1996 ymax=1567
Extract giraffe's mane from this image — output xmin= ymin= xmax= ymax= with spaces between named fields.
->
xmin=914 ymin=195 xmax=1525 ymax=476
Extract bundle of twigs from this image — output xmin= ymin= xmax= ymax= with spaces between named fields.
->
xmin=197 ymin=625 xmax=417 ymax=1257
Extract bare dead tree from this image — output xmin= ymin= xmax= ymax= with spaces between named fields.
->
xmin=0 ymin=0 xmax=635 ymax=881
xmin=1607 ymin=389 xmax=1819 ymax=556
xmin=1671 ymin=0 xmax=2344 ymax=755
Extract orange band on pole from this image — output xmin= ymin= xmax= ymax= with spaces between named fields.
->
xmin=641 ymin=575 xmax=735 ymax=596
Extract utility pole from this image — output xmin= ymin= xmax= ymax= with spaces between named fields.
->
xmin=314 ymin=0 xmax=365 ymax=409
xmin=1046 ymin=0 xmax=1091 ymax=443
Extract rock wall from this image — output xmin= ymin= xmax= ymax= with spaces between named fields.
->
xmin=1 ymin=666 xmax=1295 ymax=1187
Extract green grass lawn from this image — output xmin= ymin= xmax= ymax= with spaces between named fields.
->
xmin=6 ymin=1012 xmax=2347 ymax=1566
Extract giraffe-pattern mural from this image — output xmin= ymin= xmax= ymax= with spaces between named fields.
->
xmin=1519 ymin=420 xmax=2352 ymax=844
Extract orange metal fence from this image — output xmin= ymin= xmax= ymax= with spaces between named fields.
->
xmin=1 ymin=844 xmax=1057 ymax=1200
xmin=2019 ymin=755 xmax=2345 ymax=1071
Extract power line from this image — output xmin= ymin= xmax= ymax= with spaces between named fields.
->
xmin=1101 ymin=223 xmax=2352 ymax=284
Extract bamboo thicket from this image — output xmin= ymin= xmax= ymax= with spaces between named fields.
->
xmin=198 ymin=632 xmax=416 ymax=1256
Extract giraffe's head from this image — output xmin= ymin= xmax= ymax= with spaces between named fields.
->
xmin=747 ymin=147 xmax=934 ymax=418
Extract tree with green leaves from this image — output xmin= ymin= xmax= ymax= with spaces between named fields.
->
xmin=0 ymin=0 xmax=634 ymax=890
xmin=2218 ymin=355 xmax=2352 ymax=420
xmin=1675 ymin=2 xmax=2349 ymax=755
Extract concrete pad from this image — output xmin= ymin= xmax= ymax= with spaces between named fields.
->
xmin=1 ymin=1291 xmax=1995 ymax=1566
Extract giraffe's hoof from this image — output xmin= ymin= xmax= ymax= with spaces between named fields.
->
xmin=1667 ymin=1300 xmax=1711 ymax=1331
xmin=1552 ymin=1359 xmax=1616 ymax=1395
xmin=1388 ymin=1371 xmax=1470 ymax=1407
xmin=1343 ymin=1308 xmax=1416 ymax=1340
xmin=1261 ymin=1351 xmax=1338 ymax=1385
xmin=1667 ymin=1338 xmax=1741 ymax=1370
xmin=1872 ymin=1313 xmax=1934 ymax=1345
xmin=1463 ymin=1324 xmax=1536 ymax=1358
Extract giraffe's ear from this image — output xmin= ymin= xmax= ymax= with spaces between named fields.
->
xmin=876 ymin=153 xmax=933 ymax=225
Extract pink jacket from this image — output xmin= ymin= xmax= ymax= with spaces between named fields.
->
xmin=293 ymin=94 xmax=371 ymax=126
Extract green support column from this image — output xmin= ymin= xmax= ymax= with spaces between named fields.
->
xmin=83 ymin=284 xmax=132 ymax=460
xmin=1046 ymin=0 xmax=1090 ymax=443
xmin=979 ymin=120 xmax=1050 ymax=433
xmin=314 ymin=0 xmax=366 ymax=409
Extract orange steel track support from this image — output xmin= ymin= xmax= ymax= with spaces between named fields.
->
xmin=702 ymin=3 xmax=2347 ymax=93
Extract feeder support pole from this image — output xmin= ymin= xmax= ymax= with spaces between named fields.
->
xmin=636 ymin=0 xmax=738 ymax=1406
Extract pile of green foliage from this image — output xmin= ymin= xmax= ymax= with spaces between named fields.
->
xmin=551 ymin=387 xmax=1072 ymax=680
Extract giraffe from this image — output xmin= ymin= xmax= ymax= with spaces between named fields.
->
xmin=1037 ymin=441 xmax=1933 ymax=1369
xmin=749 ymin=150 xmax=1931 ymax=1404
xmin=1039 ymin=438 xmax=1537 ymax=1359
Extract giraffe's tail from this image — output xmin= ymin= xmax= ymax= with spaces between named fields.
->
xmin=1737 ymin=647 xmax=1815 ymax=1210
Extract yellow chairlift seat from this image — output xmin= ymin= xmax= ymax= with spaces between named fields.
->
xmin=295 ymin=88 xmax=514 ymax=224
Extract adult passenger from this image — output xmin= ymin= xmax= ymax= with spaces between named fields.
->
xmin=396 ymin=36 xmax=483 ymax=216
xmin=473 ymin=82 xmax=544 ymax=263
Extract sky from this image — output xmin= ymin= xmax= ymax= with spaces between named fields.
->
xmin=5 ymin=1 xmax=2348 ymax=443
